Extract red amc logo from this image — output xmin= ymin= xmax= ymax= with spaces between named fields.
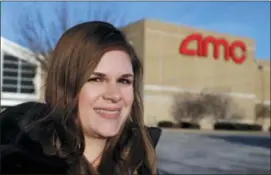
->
xmin=179 ymin=33 xmax=247 ymax=64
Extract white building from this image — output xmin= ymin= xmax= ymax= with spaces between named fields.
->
xmin=1 ymin=37 xmax=42 ymax=111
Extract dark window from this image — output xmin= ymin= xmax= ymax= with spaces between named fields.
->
xmin=21 ymin=63 xmax=36 ymax=70
xmin=21 ymin=71 xmax=35 ymax=79
xmin=3 ymin=71 xmax=18 ymax=77
xmin=2 ymin=87 xmax=17 ymax=92
xmin=4 ymin=55 xmax=19 ymax=62
xmin=20 ymin=80 xmax=34 ymax=86
xmin=3 ymin=55 xmax=19 ymax=70
xmin=2 ymin=54 xmax=37 ymax=94
xmin=20 ymin=88 xmax=35 ymax=93
xmin=3 ymin=79 xmax=17 ymax=86
xmin=3 ymin=63 xmax=18 ymax=69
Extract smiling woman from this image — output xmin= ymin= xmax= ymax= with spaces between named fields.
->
xmin=79 ymin=50 xmax=135 ymax=138
xmin=0 ymin=21 xmax=161 ymax=175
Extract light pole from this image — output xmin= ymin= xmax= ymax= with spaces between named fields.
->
xmin=257 ymin=64 xmax=264 ymax=105
xmin=255 ymin=63 xmax=264 ymax=124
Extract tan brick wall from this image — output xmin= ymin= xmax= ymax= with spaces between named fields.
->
xmin=143 ymin=91 xmax=175 ymax=124
xmin=143 ymin=20 xmax=257 ymax=93
xmin=121 ymin=19 xmax=270 ymax=127
xmin=142 ymin=20 xmax=258 ymax=122
xmin=255 ymin=60 xmax=270 ymax=103
xmin=120 ymin=20 xmax=145 ymax=61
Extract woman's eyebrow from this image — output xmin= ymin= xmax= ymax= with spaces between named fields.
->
xmin=91 ymin=72 xmax=134 ymax=78
xmin=91 ymin=72 xmax=106 ymax=77
xmin=121 ymin=73 xmax=134 ymax=78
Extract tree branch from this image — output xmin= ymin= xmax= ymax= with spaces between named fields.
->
xmin=15 ymin=3 xmax=125 ymax=72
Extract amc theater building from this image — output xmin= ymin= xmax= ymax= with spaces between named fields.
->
xmin=121 ymin=19 xmax=270 ymax=128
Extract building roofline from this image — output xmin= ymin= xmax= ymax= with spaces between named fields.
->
xmin=1 ymin=36 xmax=41 ymax=65
xmin=141 ymin=18 xmax=255 ymax=41
xmin=1 ymin=36 xmax=33 ymax=55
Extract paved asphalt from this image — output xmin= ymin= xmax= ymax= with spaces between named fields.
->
xmin=156 ymin=130 xmax=270 ymax=174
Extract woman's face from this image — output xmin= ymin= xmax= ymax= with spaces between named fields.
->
xmin=78 ymin=50 xmax=134 ymax=138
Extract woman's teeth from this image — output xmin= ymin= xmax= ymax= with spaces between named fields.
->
xmin=95 ymin=108 xmax=121 ymax=119
xmin=95 ymin=109 xmax=120 ymax=114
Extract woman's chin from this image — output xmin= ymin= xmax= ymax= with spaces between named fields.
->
xmin=93 ymin=120 xmax=123 ymax=138
xmin=96 ymin=128 xmax=120 ymax=138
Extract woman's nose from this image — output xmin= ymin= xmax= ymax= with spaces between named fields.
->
xmin=102 ymin=83 xmax=122 ymax=102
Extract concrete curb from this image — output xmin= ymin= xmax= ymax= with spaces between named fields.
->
xmin=162 ymin=128 xmax=271 ymax=136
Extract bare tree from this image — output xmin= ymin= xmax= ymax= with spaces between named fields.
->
xmin=255 ymin=103 xmax=270 ymax=120
xmin=171 ymin=90 xmax=242 ymax=124
xmin=15 ymin=2 xmax=125 ymax=72
xmin=171 ymin=92 xmax=206 ymax=123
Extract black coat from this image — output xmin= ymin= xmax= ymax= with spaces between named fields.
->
xmin=0 ymin=102 xmax=162 ymax=174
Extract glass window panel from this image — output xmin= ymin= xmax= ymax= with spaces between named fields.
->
xmin=2 ymin=54 xmax=37 ymax=95
xmin=4 ymin=55 xmax=19 ymax=62
xmin=3 ymin=71 xmax=18 ymax=77
xmin=20 ymin=88 xmax=35 ymax=93
xmin=2 ymin=86 xmax=17 ymax=92
xmin=3 ymin=63 xmax=18 ymax=69
xmin=21 ymin=71 xmax=35 ymax=79
xmin=3 ymin=79 xmax=17 ymax=86
xmin=20 ymin=80 xmax=34 ymax=86
xmin=21 ymin=63 xmax=36 ymax=70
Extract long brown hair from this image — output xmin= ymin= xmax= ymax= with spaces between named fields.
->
xmin=44 ymin=21 xmax=157 ymax=174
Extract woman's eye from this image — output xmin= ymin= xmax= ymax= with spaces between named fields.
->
xmin=88 ymin=77 xmax=103 ymax=82
xmin=119 ymin=79 xmax=132 ymax=85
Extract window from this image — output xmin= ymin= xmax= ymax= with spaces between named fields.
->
xmin=2 ymin=54 xmax=37 ymax=94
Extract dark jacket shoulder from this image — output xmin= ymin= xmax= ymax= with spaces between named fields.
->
xmin=0 ymin=102 xmax=162 ymax=174
xmin=147 ymin=126 xmax=162 ymax=148
xmin=1 ymin=102 xmax=68 ymax=174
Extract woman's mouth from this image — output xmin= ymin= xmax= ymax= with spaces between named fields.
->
xmin=94 ymin=108 xmax=121 ymax=119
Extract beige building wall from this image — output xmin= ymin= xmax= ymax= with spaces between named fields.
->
xmin=121 ymin=21 xmax=145 ymax=62
xmin=254 ymin=60 xmax=270 ymax=130
xmin=144 ymin=91 xmax=175 ymax=125
xmin=121 ymin=19 xmax=270 ymax=126
xmin=255 ymin=59 xmax=270 ymax=104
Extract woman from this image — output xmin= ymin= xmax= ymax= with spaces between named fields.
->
xmin=0 ymin=21 xmax=161 ymax=174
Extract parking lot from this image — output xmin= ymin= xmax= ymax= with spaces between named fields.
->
xmin=156 ymin=129 xmax=270 ymax=174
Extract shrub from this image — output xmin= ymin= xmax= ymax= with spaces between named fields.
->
xmin=255 ymin=104 xmax=270 ymax=120
xmin=171 ymin=90 xmax=242 ymax=126
xmin=179 ymin=121 xmax=200 ymax=129
xmin=214 ymin=122 xmax=262 ymax=131
xmin=157 ymin=121 xmax=175 ymax=128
